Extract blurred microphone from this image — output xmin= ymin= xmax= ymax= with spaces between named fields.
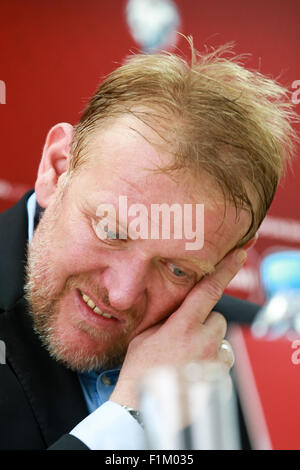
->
xmin=139 ymin=361 xmax=240 ymax=450
xmin=252 ymin=250 xmax=300 ymax=339
xmin=126 ymin=0 xmax=180 ymax=53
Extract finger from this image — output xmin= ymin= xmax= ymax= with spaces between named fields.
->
xmin=194 ymin=312 xmax=227 ymax=361
xmin=204 ymin=311 xmax=227 ymax=341
xmin=129 ymin=321 xmax=163 ymax=345
xmin=174 ymin=248 xmax=247 ymax=325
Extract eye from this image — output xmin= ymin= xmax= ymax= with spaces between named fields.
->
xmin=92 ymin=219 xmax=121 ymax=243
xmin=164 ymin=261 xmax=198 ymax=285
xmin=103 ymin=227 xmax=118 ymax=240
xmin=168 ymin=263 xmax=188 ymax=278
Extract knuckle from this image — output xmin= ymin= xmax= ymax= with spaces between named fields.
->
xmin=200 ymin=333 xmax=219 ymax=360
xmin=179 ymin=319 xmax=197 ymax=338
xmin=211 ymin=311 xmax=227 ymax=336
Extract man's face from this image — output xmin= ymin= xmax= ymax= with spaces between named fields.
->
xmin=26 ymin=115 xmax=250 ymax=372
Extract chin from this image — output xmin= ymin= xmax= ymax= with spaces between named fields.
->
xmin=45 ymin=315 xmax=127 ymax=372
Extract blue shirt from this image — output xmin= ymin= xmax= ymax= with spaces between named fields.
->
xmin=77 ymin=368 xmax=121 ymax=413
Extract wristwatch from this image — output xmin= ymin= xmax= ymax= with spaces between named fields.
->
xmin=121 ymin=405 xmax=144 ymax=428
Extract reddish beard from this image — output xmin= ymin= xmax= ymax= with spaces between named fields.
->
xmin=24 ymin=198 xmax=143 ymax=372
xmin=25 ymin=269 xmax=143 ymax=372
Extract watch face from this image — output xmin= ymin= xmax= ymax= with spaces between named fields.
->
xmin=122 ymin=406 xmax=144 ymax=427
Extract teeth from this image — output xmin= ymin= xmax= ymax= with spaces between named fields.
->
xmin=87 ymin=299 xmax=96 ymax=309
xmin=80 ymin=291 xmax=113 ymax=319
xmin=102 ymin=312 xmax=113 ymax=319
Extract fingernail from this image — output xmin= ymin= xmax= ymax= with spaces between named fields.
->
xmin=236 ymin=250 xmax=247 ymax=264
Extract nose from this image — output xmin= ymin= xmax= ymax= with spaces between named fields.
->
xmin=101 ymin=254 xmax=149 ymax=312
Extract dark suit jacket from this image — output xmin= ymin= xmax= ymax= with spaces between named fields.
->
xmin=0 ymin=191 xmax=260 ymax=450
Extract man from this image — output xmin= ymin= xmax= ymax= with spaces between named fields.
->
xmin=0 ymin=42 xmax=297 ymax=450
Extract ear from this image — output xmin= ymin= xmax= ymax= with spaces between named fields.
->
xmin=242 ymin=232 xmax=258 ymax=251
xmin=35 ymin=123 xmax=73 ymax=208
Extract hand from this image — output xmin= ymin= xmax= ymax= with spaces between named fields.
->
xmin=110 ymin=248 xmax=247 ymax=409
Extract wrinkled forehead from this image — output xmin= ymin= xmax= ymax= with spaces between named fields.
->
xmin=69 ymin=114 xmax=252 ymax=250
xmin=80 ymin=112 xmax=174 ymax=167
xmin=75 ymin=114 xmax=218 ymax=199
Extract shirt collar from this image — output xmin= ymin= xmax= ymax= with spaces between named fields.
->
xmin=26 ymin=192 xmax=37 ymax=243
xmin=26 ymin=192 xmax=44 ymax=243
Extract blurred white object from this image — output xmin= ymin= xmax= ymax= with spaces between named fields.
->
xmin=252 ymin=251 xmax=300 ymax=339
xmin=139 ymin=362 xmax=240 ymax=450
xmin=252 ymin=290 xmax=300 ymax=339
xmin=126 ymin=0 xmax=180 ymax=52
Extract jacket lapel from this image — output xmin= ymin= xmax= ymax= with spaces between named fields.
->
xmin=0 ymin=192 xmax=88 ymax=447
xmin=0 ymin=191 xmax=32 ymax=311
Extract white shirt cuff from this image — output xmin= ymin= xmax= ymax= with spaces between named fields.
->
xmin=69 ymin=401 xmax=146 ymax=450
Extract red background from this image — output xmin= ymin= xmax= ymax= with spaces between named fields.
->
xmin=1 ymin=0 xmax=300 ymax=449
xmin=1 ymin=0 xmax=300 ymax=305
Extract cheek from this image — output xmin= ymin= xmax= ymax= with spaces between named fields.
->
xmin=138 ymin=283 xmax=193 ymax=331
xmin=53 ymin=208 xmax=105 ymax=270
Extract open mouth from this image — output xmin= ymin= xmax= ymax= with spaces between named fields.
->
xmin=79 ymin=290 xmax=116 ymax=320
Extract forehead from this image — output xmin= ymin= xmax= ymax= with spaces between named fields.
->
xmin=71 ymin=115 xmax=250 ymax=262
xmin=80 ymin=114 xmax=217 ymax=202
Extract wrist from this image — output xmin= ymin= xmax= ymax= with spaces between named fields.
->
xmin=109 ymin=381 xmax=139 ymax=410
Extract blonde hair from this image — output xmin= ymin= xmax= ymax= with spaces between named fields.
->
xmin=71 ymin=38 xmax=298 ymax=245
